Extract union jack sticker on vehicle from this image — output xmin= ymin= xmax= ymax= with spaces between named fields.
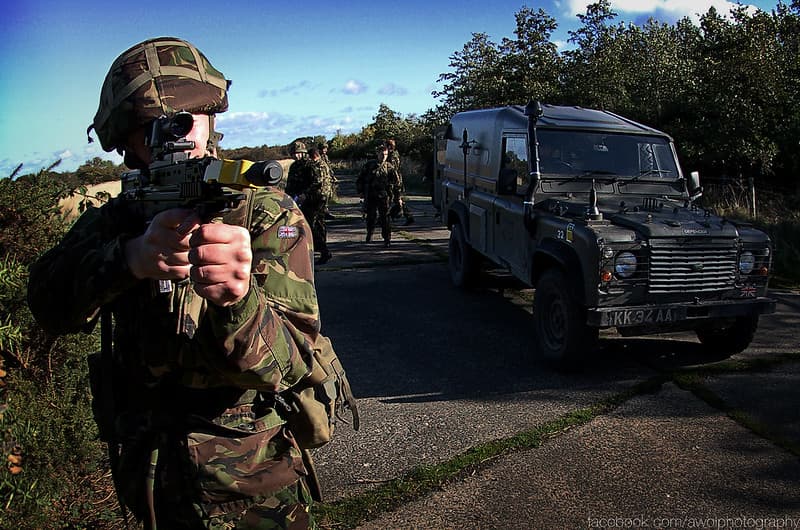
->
xmin=740 ymin=286 xmax=757 ymax=297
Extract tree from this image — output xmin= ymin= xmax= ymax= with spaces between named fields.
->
xmin=681 ymin=6 xmax=783 ymax=180
xmin=562 ymin=0 xmax=627 ymax=110
xmin=497 ymin=7 xmax=562 ymax=104
xmin=432 ymin=32 xmax=504 ymax=117
xmin=74 ymin=157 xmax=121 ymax=184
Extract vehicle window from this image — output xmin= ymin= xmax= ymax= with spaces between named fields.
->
xmin=436 ymin=137 xmax=447 ymax=166
xmin=536 ymin=129 xmax=679 ymax=179
xmin=502 ymin=136 xmax=529 ymax=192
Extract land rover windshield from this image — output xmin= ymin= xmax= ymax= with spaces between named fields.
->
xmin=535 ymin=129 xmax=680 ymax=181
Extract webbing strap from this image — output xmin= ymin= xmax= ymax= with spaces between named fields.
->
xmin=143 ymin=42 xmax=166 ymax=118
xmin=143 ymin=42 xmax=162 ymax=78
xmin=188 ymin=43 xmax=207 ymax=83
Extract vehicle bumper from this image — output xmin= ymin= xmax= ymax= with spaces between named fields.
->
xmin=588 ymin=297 xmax=776 ymax=328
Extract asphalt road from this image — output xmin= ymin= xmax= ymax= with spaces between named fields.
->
xmin=307 ymin=177 xmax=800 ymax=528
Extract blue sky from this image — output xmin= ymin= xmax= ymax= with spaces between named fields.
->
xmin=0 ymin=0 xmax=778 ymax=176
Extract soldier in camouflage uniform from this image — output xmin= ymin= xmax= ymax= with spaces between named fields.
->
xmin=318 ymin=142 xmax=332 ymax=178
xmin=27 ymin=37 xmax=328 ymax=529
xmin=386 ymin=139 xmax=414 ymax=226
xmin=285 ymin=145 xmax=332 ymax=265
xmin=318 ymin=142 xmax=337 ymax=221
xmin=359 ymin=143 xmax=400 ymax=247
xmin=285 ymin=140 xmax=309 ymax=198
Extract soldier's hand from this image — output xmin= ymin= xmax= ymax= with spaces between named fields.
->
xmin=188 ymin=223 xmax=252 ymax=307
xmin=125 ymin=208 xmax=199 ymax=281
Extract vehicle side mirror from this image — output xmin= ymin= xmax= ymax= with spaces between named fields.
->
xmin=688 ymin=171 xmax=703 ymax=201
xmin=498 ymin=167 xmax=517 ymax=195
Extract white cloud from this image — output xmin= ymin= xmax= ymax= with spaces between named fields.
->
xmin=258 ymin=80 xmax=314 ymax=98
xmin=214 ymin=110 xmax=367 ymax=148
xmin=341 ymin=79 xmax=368 ymax=95
xmin=378 ymin=83 xmax=409 ymax=96
xmin=567 ymin=0 xmax=759 ymax=22
xmin=58 ymin=149 xmax=74 ymax=160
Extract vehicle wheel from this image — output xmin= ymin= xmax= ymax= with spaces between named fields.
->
xmin=696 ymin=316 xmax=759 ymax=356
xmin=448 ymin=222 xmax=477 ymax=288
xmin=533 ymin=268 xmax=597 ymax=369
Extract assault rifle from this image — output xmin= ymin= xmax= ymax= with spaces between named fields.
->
xmin=119 ymin=111 xmax=283 ymax=222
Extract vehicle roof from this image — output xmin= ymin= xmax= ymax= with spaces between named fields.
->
xmin=450 ymin=104 xmax=671 ymax=138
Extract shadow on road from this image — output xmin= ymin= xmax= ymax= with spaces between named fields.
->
xmin=314 ymin=261 xmax=731 ymax=405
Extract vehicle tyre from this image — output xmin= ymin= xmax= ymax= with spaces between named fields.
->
xmin=533 ymin=268 xmax=597 ymax=369
xmin=696 ymin=316 xmax=758 ymax=356
xmin=448 ymin=222 xmax=477 ymax=288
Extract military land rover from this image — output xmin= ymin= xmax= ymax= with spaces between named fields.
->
xmin=434 ymin=102 xmax=776 ymax=366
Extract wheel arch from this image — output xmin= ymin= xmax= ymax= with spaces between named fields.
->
xmin=531 ymin=239 xmax=587 ymax=304
xmin=447 ymin=202 xmax=470 ymax=234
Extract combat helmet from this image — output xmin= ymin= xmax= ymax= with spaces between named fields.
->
xmin=289 ymin=140 xmax=308 ymax=155
xmin=89 ymin=37 xmax=230 ymax=153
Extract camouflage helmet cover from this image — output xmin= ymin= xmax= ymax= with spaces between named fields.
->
xmin=290 ymin=140 xmax=308 ymax=154
xmin=91 ymin=37 xmax=230 ymax=152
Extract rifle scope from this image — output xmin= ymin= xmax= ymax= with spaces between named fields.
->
xmin=163 ymin=111 xmax=194 ymax=138
xmin=148 ymin=112 xmax=195 ymax=148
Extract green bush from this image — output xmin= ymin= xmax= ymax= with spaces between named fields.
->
xmin=0 ymin=173 xmax=120 ymax=528
xmin=706 ymin=184 xmax=800 ymax=287
xmin=764 ymin=220 xmax=800 ymax=285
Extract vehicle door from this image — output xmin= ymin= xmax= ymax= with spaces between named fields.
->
xmin=492 ymin=134 xmax=530 ymax=276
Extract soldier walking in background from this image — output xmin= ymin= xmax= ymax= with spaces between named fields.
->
xmin=319 ymin=141 xmax=332 ymax=175
xmin=360 ymin=143 xmax=400 ymax=247
xmin=285 ymin=139 xmax=310 ymax=200
xmin=307 ymin=147 xmax=333 ymax=264
xmin=319 ymin=142 xmax=337 ymax=221
xmin=386 ymin=138 xmax=415 ymax=226
xmin=286 ymin=142 xmax=333 ymax=264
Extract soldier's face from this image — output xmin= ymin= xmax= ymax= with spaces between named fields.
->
xmin=184 ymin=114 xmax=212 ymax=159
xmin=377 ymin=149 xmax=388 ymax=162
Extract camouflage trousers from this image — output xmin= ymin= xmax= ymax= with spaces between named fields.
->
xmin=389 ymin=187 xmax=413 ymax=221
xmin=365 ymin=192 xmax=391 ymax=243
xmin=199 ymin=480 xmax=315 ymax=530
xmin=155 ymin=480 xmax=315 ymax=529
xmin=115 ymin=423 xmax=315 ymax=529
xmin=300 ymin=200 xmax=329 ymax=256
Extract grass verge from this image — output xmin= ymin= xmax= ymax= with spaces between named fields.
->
xmin=673 ymin=352 xmax=800 ymax=458
xmin=313 ymin=376 xmax=667 ymax=528
xmin=314 ymin=352 xmax=800 ymax=528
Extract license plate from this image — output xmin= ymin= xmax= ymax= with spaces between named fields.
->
xmin=602 ymin=307 xmax=684 ymax=327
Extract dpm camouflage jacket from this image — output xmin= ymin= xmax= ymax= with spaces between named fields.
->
xmin=27 ymin=185 xmax=325 ymax=520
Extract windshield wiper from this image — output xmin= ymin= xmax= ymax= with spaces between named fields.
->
xmin=557 ymin=170 xmax=619 ymax=185
xmin=627 ymin=168 xmax=673 ymax=182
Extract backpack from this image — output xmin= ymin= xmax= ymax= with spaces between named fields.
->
xmin=281 ymin=334 xmax=360 ymax=449
xmin=234 ymin=188 xmax=359 ymax=450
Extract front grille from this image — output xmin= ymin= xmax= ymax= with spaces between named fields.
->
xmin=648 ymin=240 xmax=737 ymax=294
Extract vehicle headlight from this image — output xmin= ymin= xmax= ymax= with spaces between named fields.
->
xmin=614 ymin=251 xmax=637 ymax=278
xmin=739 ymin=251 xmax=755 ymax=274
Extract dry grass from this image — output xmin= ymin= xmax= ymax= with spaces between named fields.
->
xmin=58 ymin=181 xmax=120 ymax=221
